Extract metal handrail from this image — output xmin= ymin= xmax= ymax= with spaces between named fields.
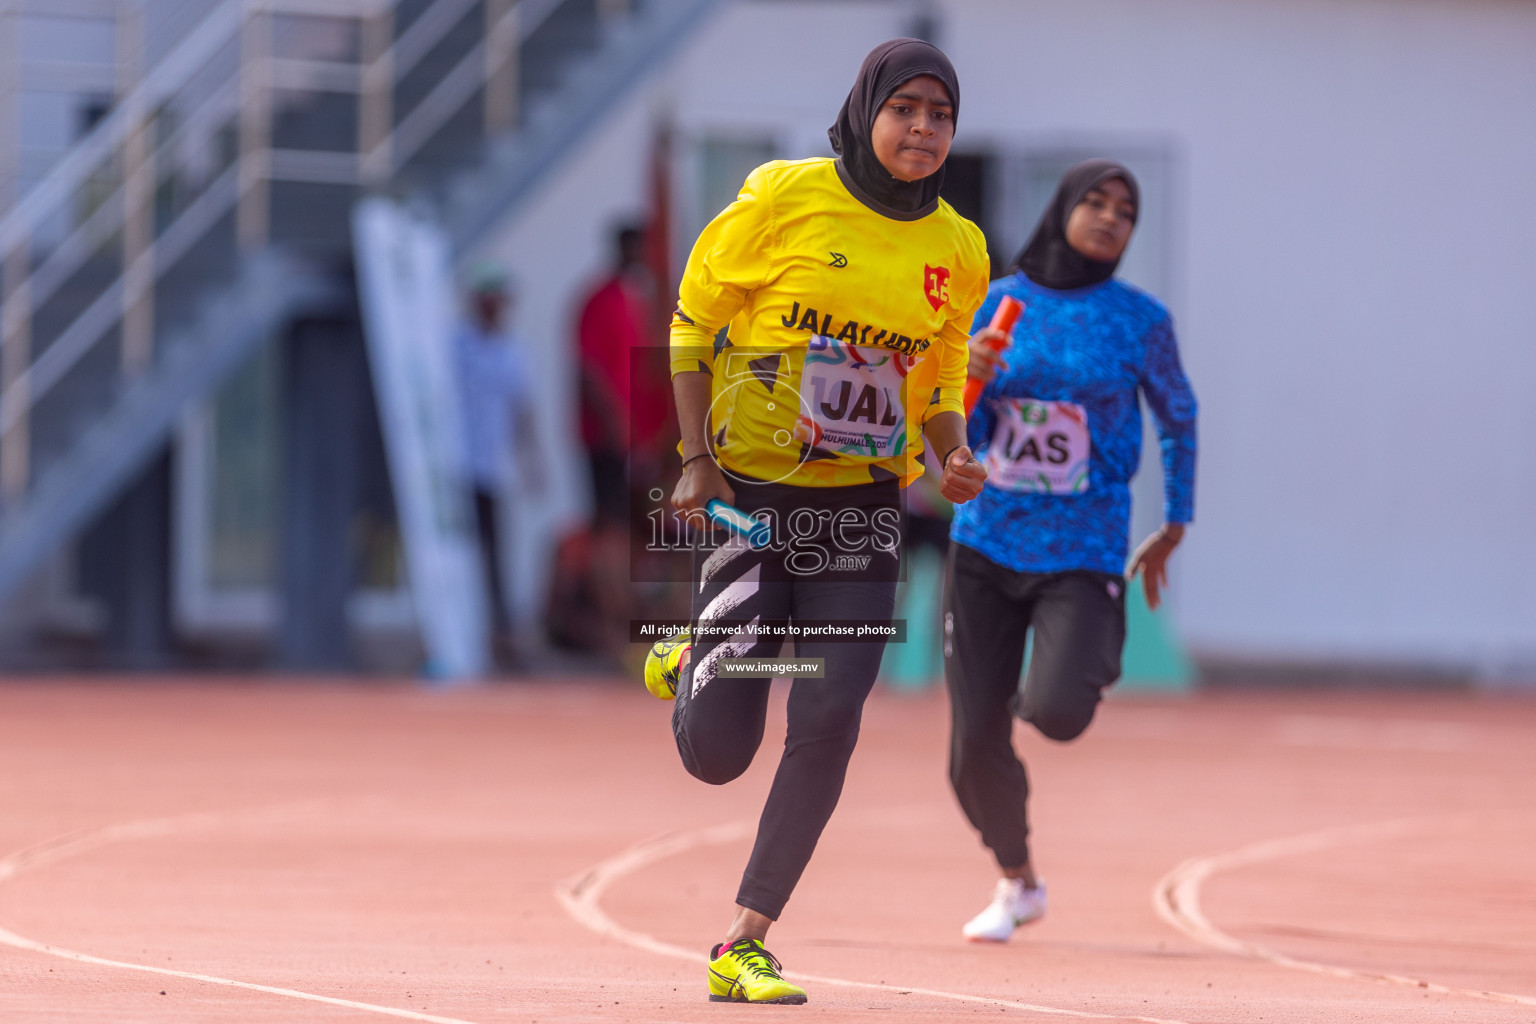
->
xmin=0 ymin=0 xmax=241 ymax=253
xmin=369 ymin=0 xmax=565 ymax=173
xmin=0 ymin=0 xmax=529 ymax=460
xmin=391 ymin=0 xmax=480 ymax=82
xmin=0 ymin=166 xmax=241 ymax=436
xmin=0 ymin=0 xmax=494 ymax=252
xmin=23 ymin=77 xmax=241 ymax=319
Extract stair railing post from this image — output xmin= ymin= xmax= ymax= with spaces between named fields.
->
xmin=0 ymin=1 xmax=17 ymax=217
xmin=358 ymin=3 xmax=394 ymax=186
xmin=0 ymin=0 xmax=24 ymax=501
xmin=238 ymin=0 xmax=272 ymax=247
xmin=484 ymin=0 xmax=519 ymax=136
xmin=120 ymin=0 xmax=156 ymax=376
xmin=0 ymin=239 xmax=29 ymax=503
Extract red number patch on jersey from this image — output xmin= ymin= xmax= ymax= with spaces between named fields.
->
xmin=924 ymin=264 xmax=950 ymax=311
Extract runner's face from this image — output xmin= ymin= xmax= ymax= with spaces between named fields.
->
xmin=869 ymin=75 xmax=954 ymax=182
xmin=1064 ymin=177 xmax=1136 ymax=262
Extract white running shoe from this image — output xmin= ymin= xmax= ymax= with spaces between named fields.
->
xmin=962 ymin=878 xmax=1047 ymax=942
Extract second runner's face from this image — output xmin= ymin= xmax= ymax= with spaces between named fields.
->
xmin=1064 ymin=177 xmax=1136 ymax=262
xmin=870 ymin=75 xmax=954 ymax=182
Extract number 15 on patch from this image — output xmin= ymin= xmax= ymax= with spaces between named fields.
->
xmin=924 ymin=264 xmax=950 ymax=311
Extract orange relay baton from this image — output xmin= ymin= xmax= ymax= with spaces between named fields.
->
xmin=961 ymin=295 xmax=1024 ymax=416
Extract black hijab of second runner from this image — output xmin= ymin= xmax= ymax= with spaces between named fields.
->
xmin=1012 ymin=159 xmax=1140 ymax=291
xmin=828 ymin=38 xmax=960 ymax=219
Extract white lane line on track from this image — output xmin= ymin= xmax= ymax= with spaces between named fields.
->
xmin=0 ymin=806 xmax=486 ymax=1024
xmin=556 ymin=822 xmax=1193 ymax=1024
xmin=1271 ymin=716 xmax=1477 ymax=752
xmin=1152 ymin=816 xmax=1536 ymax=1008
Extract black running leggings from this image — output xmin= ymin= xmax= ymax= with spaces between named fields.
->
xmin=943 ymin=542 xmax=1126 ymax=869
xmin=674 ymin=479 xmax=899 ymax=921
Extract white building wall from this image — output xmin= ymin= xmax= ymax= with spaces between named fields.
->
xmin=943 ymin=0 xmax=1536 ymax=673
xmin=476 ymin=0 xmax=1536 ymax=675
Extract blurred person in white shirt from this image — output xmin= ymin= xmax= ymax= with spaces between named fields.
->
xmin=454 ymin=261 xmax=542 ymax=669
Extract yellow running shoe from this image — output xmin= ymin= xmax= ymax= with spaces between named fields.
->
xmin=642 ymin=628 xmax=691 ymax=700
xmin=707 ymin=938 xmax=807 ymax=1004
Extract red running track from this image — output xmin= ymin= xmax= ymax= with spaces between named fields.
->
xmin=0 ymin=679 xmax=1531 ymax=1022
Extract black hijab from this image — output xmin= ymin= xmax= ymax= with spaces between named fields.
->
xmin=1012 ymin=159 xmax=1139 ymax=290
xmin=828 ymin=38 xmax=960 ymax=220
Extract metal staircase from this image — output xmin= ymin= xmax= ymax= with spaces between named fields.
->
xmin=0 ymin=0 xmax=726 ymax=608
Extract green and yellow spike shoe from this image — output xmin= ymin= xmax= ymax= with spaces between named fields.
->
xmin=707 ymin=938 xmax=807 ymax=1004
xmin=642 ymin=628 xmax=691 ymax=700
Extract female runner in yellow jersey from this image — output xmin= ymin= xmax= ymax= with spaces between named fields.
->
xmin=643 ymin=39 xmax=990 ymax=1004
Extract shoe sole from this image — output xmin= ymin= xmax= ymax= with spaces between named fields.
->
xmin=708 ymin=994 xmax=808 ymax=1004
xmin=963 ymin=911 xmax=1046 ymax=942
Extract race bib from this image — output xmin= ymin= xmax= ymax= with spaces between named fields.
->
xmin=984 ymin=398 xmax=1090 ymax=494
xmin=795 ymin=335 xmax=916 ymax=458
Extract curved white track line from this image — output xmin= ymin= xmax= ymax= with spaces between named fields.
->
xmin=1153 ymin=816 xmax=1536 ymax=1008
xmin=556 ymin=822 xmax=1192 ymax=1024
xmin=0 ymin=806 xmax=485 ymax=1024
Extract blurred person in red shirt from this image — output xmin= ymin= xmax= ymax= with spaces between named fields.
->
xmin=576 ymin=223 xmax=669 ymax=519
xmin=559 ymin=224 xmax=671 ymax=658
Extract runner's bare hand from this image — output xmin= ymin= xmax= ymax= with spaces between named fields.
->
xmin=966 ymin=327 xmax=1010 ymax=383
xmin=940 ymin=445 xmax=987 ymax=504
xmin=1127 ymin=523 xmax=1185 ymax=611
xmin=671 ymin=457 xmax=735 ymax=512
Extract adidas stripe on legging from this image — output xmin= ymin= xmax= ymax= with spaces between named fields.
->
xmin=674 ymin=478 xmax=899 ymax=921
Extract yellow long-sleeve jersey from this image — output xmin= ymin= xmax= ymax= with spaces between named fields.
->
xmin=671 ymin=157 xmax=989 ymax=488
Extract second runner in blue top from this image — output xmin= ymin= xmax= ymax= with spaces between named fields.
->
xmin=945 ymin=159 xmax=1198 ymax=944
xmin=952 ymin=259 xmax=1196 ymax=574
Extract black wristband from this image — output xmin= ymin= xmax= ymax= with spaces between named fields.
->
xmin=941 ymin=445 xmax=964 ymax=468
xmin=681 ymin=452 xmax=713 ymax=470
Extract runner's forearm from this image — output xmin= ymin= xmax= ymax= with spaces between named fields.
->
xmin=673 ymin=371 xmax=713 ymax=462
xmin=923 ymin=410 xmax=968 ymax=463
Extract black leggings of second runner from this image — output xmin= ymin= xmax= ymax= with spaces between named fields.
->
xmin=943 ymin=542 xmax=1125 ymax=869
xmin=674 ymin=481 xmax=898 ymax=921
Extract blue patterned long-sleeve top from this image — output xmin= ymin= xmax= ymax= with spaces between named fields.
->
xmin=949 ymin=272 xmax=1197 ymax=575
